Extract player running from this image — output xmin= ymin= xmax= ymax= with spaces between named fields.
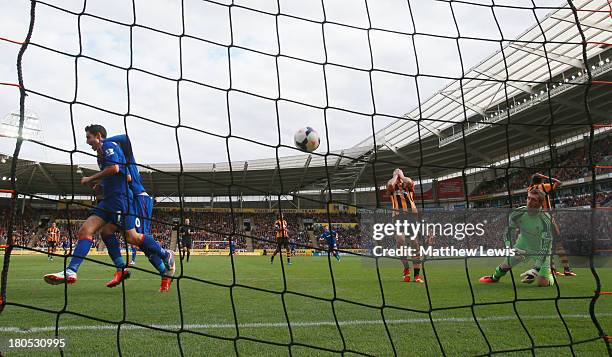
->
xmin=180 ymin=219 xmax=193 ymax=262
xmin=46 ymin=222 xmax=60 ymax=261
xmin=43 ymin=125 xmax=174 ymax=292
xmin=479 ymin=189 xmax=555 ymax=287
xmin=270 ymin=213 xmax=292 ymax=265
xmin=101 ymin=132 xmax=174 ymax=291
xmin=527 ymin=173 xmax=575 ymax=277
xmin=387 ymin=168 xmax=423 ymax=283
xmin=319 ymin=226 xmax=340 ymax=261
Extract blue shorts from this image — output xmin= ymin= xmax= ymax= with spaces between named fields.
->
xmin=90 ymin=194 xmax=136 ymax=230
xmin=133 ymin=194 xmax=153 ymax=235
xmin=326 ymin=238 xmax=337 ymax=248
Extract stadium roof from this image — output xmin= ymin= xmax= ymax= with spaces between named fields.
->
xmin=357 ymin=0 xmax=612 ymax=151
xmin=1 ymin=0 xmax=611 ymax=198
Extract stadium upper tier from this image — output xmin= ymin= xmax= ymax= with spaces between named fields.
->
xmin=358 ymin=0 xmax=612 ymax=151
xmin=0 ymin=0 xmax=610 ymax=197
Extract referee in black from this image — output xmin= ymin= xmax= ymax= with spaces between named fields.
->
xmin=180 ymin=218 xmax=193 ymax=262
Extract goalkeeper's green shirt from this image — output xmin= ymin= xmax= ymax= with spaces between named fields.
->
xmin=506 ymin=206 xmax=554 ymax=273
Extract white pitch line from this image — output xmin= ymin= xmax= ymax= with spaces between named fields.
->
xmin=1 ymin=313 xmax=611 ymax=334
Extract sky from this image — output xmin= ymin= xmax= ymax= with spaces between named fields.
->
xmin=0 ymin=0 xmax=566 ymax=166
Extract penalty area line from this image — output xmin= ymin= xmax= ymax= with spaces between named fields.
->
xmin=1 ymin=313 xmax=611 ymax=333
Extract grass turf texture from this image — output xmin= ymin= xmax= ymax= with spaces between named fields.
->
xmin=0 ymin=255 xmax=610 ymax=356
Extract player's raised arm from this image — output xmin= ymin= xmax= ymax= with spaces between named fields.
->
xmin=539 ymin=173 xmax=562 ymax=189
xmin=105 ymin=134 xmax=129 ymax=147
xmin=402 ymin=176 xmax=414 ymax=190
xmin=386 ymin=169 xmax=401 ymax=194
xmin=531 ymin=173 xmax=562 ymax=191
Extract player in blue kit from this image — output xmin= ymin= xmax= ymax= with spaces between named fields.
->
xmin=43 ymin=125 xmax=174 ymax=292
xmin=229 ymin=239 xmax=236 ymax=256
xmin=61 ymin=237 xmax=70 ymax=255
xmin=102 ymin=133 xmax=174 ymax=292
xmin=127 ymin=244 xmax=138 ymax=266
xmin=319 ymin=226 xmax=340 ymax=261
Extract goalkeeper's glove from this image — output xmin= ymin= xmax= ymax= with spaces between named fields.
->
xmin=536 ymin=273 xmax=554 ymax=287
xmin=520 ymin=268 xmax=538 ymax=284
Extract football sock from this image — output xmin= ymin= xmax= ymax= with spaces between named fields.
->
xmin=148 ymin=253 xmax=166 ymax=275
xmin=67 ymin=239 xmax=93 ymax=273
xmin=139 ymin=234 xmax=169 ymax=261
xmin=131 ymin=246 xmax=137 ymax=262
xmin=102 ymin=234 xmax=125 ymax=271
xmin=414 ymin=268 xmax=421 ymax=277
xmin=492 ymin=265 xmax=508 ymax=280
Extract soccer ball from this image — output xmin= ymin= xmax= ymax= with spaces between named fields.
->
xmin=520 ymin=268 xmax=539 ymax=284
xmin=294 ymin=127 xmax=320 ymax=152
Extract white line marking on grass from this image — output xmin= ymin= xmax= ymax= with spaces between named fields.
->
xmin=2 ymin=313 xmax=611 ymax=334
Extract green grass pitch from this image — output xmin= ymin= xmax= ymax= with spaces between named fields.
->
xmin=1 ymin=254 xmax=610 ymax=356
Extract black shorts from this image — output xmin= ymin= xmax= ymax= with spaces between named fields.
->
xmin=182 ymin=239 xmax=193 ymax=249
xmin=47 ymin=241 xmax=56 ymax=248
xmin=276 ymin=238 xmax=289 ymax=249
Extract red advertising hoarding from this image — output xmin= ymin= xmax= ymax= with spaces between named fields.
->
xmin=413 ymin=182 xmax=434 ymax=200
xmin=438 ymin=177 xmax=465 ymax=199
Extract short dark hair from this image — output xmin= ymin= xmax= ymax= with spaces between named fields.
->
xmin=530 ymin=174 xmax=542 ymax=185
xmin=85 ymin=124 xmax=107 ymax=138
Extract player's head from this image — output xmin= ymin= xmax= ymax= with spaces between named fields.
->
xmin=51 ymin=222 xmax=56 ymax=228
xmin=323 ymin=225 xmax=329 ymax=232
xmin=530 ymin=174 xmax=542 ymax=185
xmin=393 ymin=168 xmax=404 ymax=178
xmin=85 ymin=124 xmax=107 ymax=151
xmin=184 ymin=218 xmax=190 ymax=225
xmin=527 ymin=189 xmax=545 ymax=210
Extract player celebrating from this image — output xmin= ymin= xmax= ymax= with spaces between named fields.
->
xmin=527 ymin=173 xmax=575 ymax=277
xmin=270 ymin=213 xmax=291 ymax=265
xmin=43 ymin=125 xmax=174 ymax=291
xmin=387 ymin=168 xmax=423 ymax=283
xmin=479 ymin=189 xmax=555 ymax=287
xmin=180 ymin=218 xmax=193 ymax=262
xmin=319 ymin=226 xmax=340 ymax=261
xmin=100 ymin=132 xmax=174 ymax=291
xmin=46 ymin=222 xmax=60 ymax=261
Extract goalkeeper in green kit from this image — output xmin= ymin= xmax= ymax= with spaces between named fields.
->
xmin=479 ymin=189 xmax=555 ymax=287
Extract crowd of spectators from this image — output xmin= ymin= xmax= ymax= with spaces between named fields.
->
xmin=473 ymin=136 xmax=610 ymax=196
xmin=1 ymin=190 xmax=610 ymax=252
xmin=555 ymin=191 xmax=612 ymax=208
